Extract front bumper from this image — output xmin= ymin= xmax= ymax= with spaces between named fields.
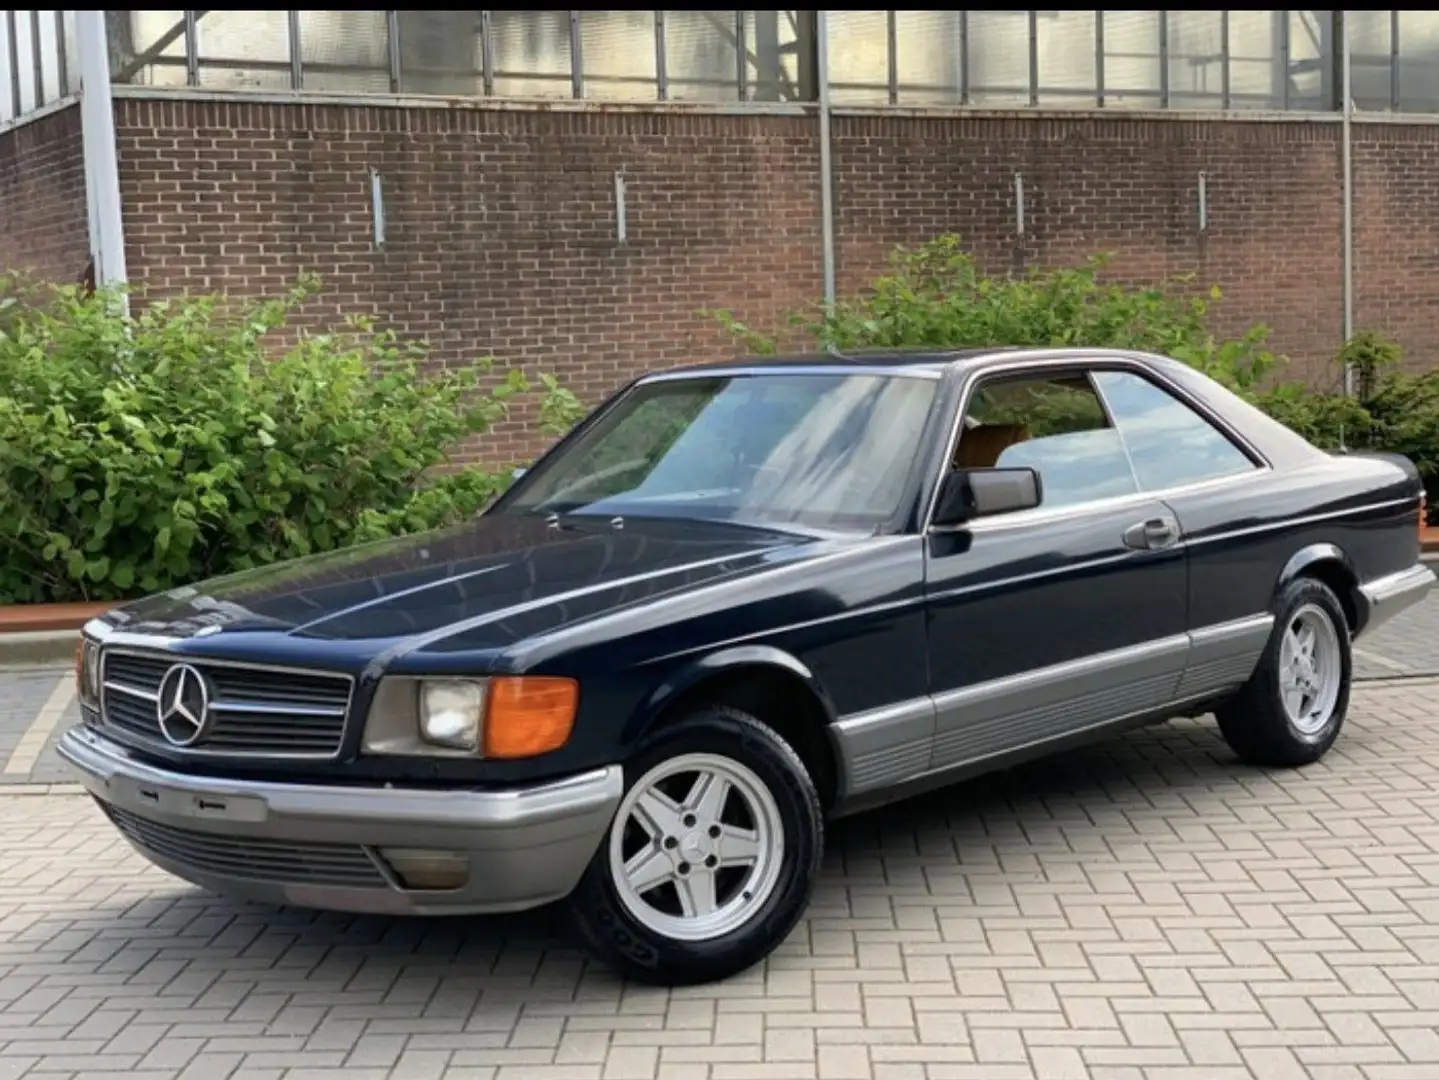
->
xmin=58 ymin=725 xmax=624 ymax=916
xmin=1358 ymin=562 xmax=1437 ymax=638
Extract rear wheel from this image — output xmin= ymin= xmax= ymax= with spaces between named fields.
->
xmin=1216 ymin=576 xmax=1352 ymax=768
xmin=567 ymin=705 xmax=822 ymax=985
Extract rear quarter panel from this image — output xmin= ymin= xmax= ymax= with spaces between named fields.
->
xmin=1170 ymin=453 xmax=1421 ymax=632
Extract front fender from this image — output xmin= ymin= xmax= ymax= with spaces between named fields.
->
xmin=629 ymin=644 xmax=837 ymax=742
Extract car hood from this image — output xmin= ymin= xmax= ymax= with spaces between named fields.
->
xmin=100 ymin=513 xmax=821 ymax=655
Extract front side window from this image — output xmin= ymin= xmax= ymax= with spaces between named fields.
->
xmin=1092 ymin=370 xmax=1257 ymax=491
xmin=953 ymin=373 xmax=1138 ymax=510
xmin=499 ymin=372 xmax=939 ymax=531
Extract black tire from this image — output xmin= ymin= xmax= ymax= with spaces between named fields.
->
xmin=1215 ymin=576 xmax=1352 ymax=768
xmin=567 ymin=704 xmax=823 ymax=986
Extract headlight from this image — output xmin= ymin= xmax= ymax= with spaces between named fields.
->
xmin=419 ymin=680 xmax=485 ymax=752
xmin=75 ymin=639 xmax=102 ymax=707
xmin=362 ymin=675 xmax=579 ymax=759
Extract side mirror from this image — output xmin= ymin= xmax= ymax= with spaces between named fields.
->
xmin=932 ymin=468 xmax=1042 ymax=528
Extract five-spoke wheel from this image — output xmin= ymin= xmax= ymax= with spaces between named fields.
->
xmin=569 ymin=705 xmax=823 ymax=986
xmin=1218 ymin=575 xmax=1353 ymax=768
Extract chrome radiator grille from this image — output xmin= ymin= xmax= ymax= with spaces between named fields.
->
xmin=100 ymin=649 xmax=353 ymax=757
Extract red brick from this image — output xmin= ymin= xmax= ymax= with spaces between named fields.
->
xmin=0 ymin=104 xmax=90 ymax=286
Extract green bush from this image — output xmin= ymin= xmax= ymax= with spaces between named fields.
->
xmin=0 ymin=276 xmax=586 ymax=605
xmin=714 ymin=235 xmax=1439 ymax=520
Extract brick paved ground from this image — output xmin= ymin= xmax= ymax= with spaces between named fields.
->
xmin=0 ymin=672 xmax=1437 ymax=1078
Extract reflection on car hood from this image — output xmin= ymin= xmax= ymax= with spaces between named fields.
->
xmin=101 ymin=513 xmax=819 ymax=651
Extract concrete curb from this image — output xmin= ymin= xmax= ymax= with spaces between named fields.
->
xmin=0 ymin=629 xmax=79 ymax=668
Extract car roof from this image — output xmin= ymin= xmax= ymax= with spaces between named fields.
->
xmin=649 ymin=346 xmax=1167 ymax=380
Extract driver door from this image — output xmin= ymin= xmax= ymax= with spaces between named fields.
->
xmin=923 ymin=366 xmax=1190 ymax=772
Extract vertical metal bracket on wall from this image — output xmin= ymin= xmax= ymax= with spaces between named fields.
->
xmin=655 ymin=11 xmax=668 ymax=101
xmin=613 ymin=171 xmax=627 ymax=246
xmin=6 ymin=12 xmax=20 ymax=112
xmin=479 ymin=11 xmax=495 ymax=96
xmin=1027 ymin=10 xmax=1038 ymax=108
xmin=287 ymin=10 xmax=303 ymax=90
xmin=1095 ymin=12 xmax=1105 ymax=107
xmin=1014 ymin=174 xmax=1026 ymax=237
xmin=55 ymin=10 xmax=68 ymax=94
xmin=1197 ymin=172 xmax=1208 ymax=234
xmin=1220 ymin=11 xmax=1231 ymax=109
xmin=183 ymin=10 xmax=199 ymax=87
xmin=1390 ymin=10 xmax=1401 ymax=112
xmin=29 ymin=11 xmax=43 ymax=105
xmin=735 ymin=11 xmax=748 ymax=101
xmin=885 ymin=11 xmax=897 ymax=105
xmin=1157 ymin=11 xmax=1169 ymax=108
xmin=370 ymin=169 xmax=387 ymax=249
xmin=958 ymin=11 xmax=969 ymax=106
xmin=386 ymin=11 xmax=401 ymax=94
xmin=569 ymin=11 xmax=584 ymax=99
xmin=75 ymin=10 xmax=129 ymax=304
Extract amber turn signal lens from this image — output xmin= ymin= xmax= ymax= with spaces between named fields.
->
xmin=483 ymin=676 xmax=579 ymax=759
xmin=74 ymin=640 xmax=84 ymax=690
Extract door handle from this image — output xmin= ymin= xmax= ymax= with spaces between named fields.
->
xmin=1122 ymin=516 xmax=1180 ymax=551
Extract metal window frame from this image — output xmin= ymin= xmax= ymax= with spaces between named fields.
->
xmin=655 ymin=10 xmax=667 ymax=100
xmin=183 ymin=11 xmax=199 ymax=87
xmin=1391 ymin=9 xmax=1400 ymax=112
xmin=1095 ymin=10 xmax=1105 ymax=107
xmin=55 ymin=9 xmax=67 ymax=94
xmin=569 ymin=10 xmax=583 ymax=99
xmin=287 ymin=9 xmax=302 ymax=89
xmin=5 ymin=11 xmax=19 ymax=114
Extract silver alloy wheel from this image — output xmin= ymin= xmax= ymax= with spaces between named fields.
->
xmin=608 ymin=752 xmax=786 ymax=943
xmin=1279 ymin=602 xmax=1343 ymax=736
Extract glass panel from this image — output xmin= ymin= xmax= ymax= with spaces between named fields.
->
xmin=61 ymin=10 xmax=78 ymax=95
xmin=1101 ymin=10 xmax=1161 ymax=108
xmin=1287 ymin=10 xmax=1330 ymax=111
xmin=1349 ymin=10 xmax=1393 ymax=112
xmin=1167 ymin=10 xmax=1224 ymax=109
xmin=1094 ymin=371 xmax=1255 ymax=491
xmin=827 ymin=9 xmax=888 ymax=104
xmin=664 ymin=10 xmax=740 ymax=102
xmin=106 ymin=11 xmax=187 ymax=87
xmin=1036 ymin=10 xmax=1096 ymax=108
xmin=298 ymin=11 xmax=390 ymax=93
xmin=894 ymin=10 xmax=961 ymax=105
xmin=499 ymin=373 xmax=940 ymax=533
xmin=1229 ymin=10 xmax=1283 ymax=110
xmin=580 ymin=10 xmax=656 ymax=100
xmin=396 ymin=11 xmax=481 ymax=96
xmin=13 ymin=10 xmax=35 ymax=114
xmin=744 ymin=10 xmax=800 ymax=102
xmin=490 ymin=9 xmax=571 ymax=98
xmin=196 ymin=10 xmax=291 ymax=90
xmin=967 ymin=10 xmax=1029 ymax=107
xmin=0 ymin=15 xmax=13 ymax=122
xmin=1398 ymin=11 xmax=1439 ymax=114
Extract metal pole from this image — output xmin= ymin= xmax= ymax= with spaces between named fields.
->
xmin=75 ymin=10 xmax=129 ymax=306
xmin=886 ymin=10 xmax=897 ymax=105
xmin=55 ymin=10 xmax=68 ymax=95
xmin=816 ymin=11 xmax=835 ymax=309
xmin=30 ymin=10 xmax=44 ymax=105
xmin=569 ymin=11 xmax=583 ymax=99
xmin=183 ymin=11 xmax=199 ymax=87
xmin=1341 ymin=10 xmax=1354 ymax=393
xmin=288 ymin=10 xmax=303 ymax=90
xmin=655 ymin=11 xmax=667 ymax=101
xmin=385 ymin=11 xmax=400 ymax=93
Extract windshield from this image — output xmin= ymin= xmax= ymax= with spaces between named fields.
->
xmin=498 ymin=371 xmax=940 ymax=531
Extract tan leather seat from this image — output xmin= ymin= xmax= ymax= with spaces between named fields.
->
xmin=954 ymin=423 xmax=1032 ymax=469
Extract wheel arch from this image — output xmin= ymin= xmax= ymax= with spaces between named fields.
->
xmin=631 ymin=646 xmax=841 ymax=811
xmin=1277 ymin=543 xmax=1362 ymax=634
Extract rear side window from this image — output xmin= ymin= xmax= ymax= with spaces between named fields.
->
xmin=1093 ymin=370 xmax=1256 ymax=492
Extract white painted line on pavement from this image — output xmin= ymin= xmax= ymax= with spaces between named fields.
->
xmin=4 ymin=673 xmax=76 ymax=775
xmin=1353 ymin=646 xmax=1415 ymax=675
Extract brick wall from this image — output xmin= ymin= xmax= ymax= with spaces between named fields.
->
xmin=0 ymin=104 xmax=90 ymax=286
xmin=104 ymin=95 xmax=1439 ymax=465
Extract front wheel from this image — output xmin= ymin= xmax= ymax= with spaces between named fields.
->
xmin=1216 ymin=576 xmax=1352 ymax=768
xmin=567 ymin=705 xmax=823 ymax=985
